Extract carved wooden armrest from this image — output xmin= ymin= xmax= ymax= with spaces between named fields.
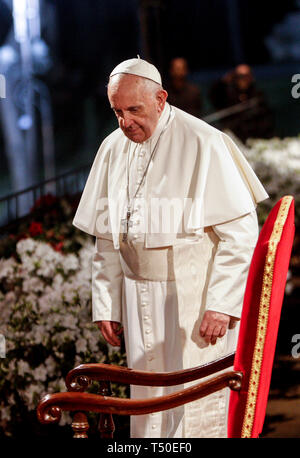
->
xmin=38 ymin=369 xmax=243 ymax=425
xmin=66 ymin=352 xmax=235 ymax=391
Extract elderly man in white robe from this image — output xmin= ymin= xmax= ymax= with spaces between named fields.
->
xmin=73 ymin=57 xmax=268 ymax=438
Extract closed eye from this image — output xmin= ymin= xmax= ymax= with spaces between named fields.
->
xmin=111 ymin=106 xmax=142 ymax=116
xmin=129 ymin=106 xmax=140 ymax=113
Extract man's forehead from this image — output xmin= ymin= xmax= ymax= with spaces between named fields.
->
xmin=108 ymin=73 xmax=144 ymax=89
xmin=108 ymin=76 xmax=148 ymax=103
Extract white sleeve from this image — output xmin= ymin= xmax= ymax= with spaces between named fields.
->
xmin=92 ymin=237 xmax=124 ymax=323
xmin=205 ymin=210 xmax=259 ymax=319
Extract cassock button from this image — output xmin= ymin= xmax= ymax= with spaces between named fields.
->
xmin=151 ymin=425 xmax=157 ymax=429
xmin=145 ymin=329 xmax=151 ymax=334
xmin=141 ymin=302 xmax=147 ymax=307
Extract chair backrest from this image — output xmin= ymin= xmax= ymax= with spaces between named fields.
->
xmin=227 ymin=196 xmax=295 ymax=438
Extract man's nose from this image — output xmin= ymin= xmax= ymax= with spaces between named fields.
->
xmin=120 ymin=112 xmax=134 ymax=129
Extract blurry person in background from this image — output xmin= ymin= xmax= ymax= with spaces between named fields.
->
xmin=166 ymin=57 xmax=203 ymax=118
xmin=211 ymin=64 xmax=256 ymax=108
xmin=210 ymin=64 xmax=275 ymax=142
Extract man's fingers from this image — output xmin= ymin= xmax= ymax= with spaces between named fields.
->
xmin=212 ymin=325 xmax=222 ymax=337
xmin=97 ymin=321 xmax=122 ymax=346
xmin=199 ymin=318 xmax=208 ymax=337
xmin=203 ymin=325 xmax=220 ymax=344
xmin=111 ymin=322 xmax=123 ymax=336
xmin=211 ymin=326 xmax=224 ymax=345
xmin=100 ymin=326 xmax=117 ymax=346
xmin=103 ymin=330 xmax=120 ymax=346
xmin=199 ymin=311 xmax=231 ymax=344
xmin=219 ymin=325 xmax=227 ymax=338
xmin=203 ymin=325 xmax=215 ymax=343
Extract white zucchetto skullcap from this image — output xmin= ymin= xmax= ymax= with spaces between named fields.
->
xmin=109 ymin=55 xmax=162 ymax=85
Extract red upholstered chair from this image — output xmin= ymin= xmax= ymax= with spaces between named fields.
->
xmin=37 ymin=196 xmax=295 ymax=438
xmin=228 ymin=195 xmax=295 ymax=437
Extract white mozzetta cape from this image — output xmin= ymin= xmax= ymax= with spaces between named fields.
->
xmin=73 ymin=104 xmax=268 ymax=247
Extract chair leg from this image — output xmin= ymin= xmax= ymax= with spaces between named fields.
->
xmin=71 ymin=412 xmax=89 ymax=439
xmin=98 ymin=381 xmax=115 ymax=438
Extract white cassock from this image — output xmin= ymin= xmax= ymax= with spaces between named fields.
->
xmin=73 ymin=103 xmax=268 ymax=438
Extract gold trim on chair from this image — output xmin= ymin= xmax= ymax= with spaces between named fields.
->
xmin=241 ymin=196 xmax=293 ymax=438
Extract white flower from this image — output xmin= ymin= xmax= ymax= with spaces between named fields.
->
xmin=17 ymin=360 xmax=31 ymax=376
xmin=0 ymin=258 xmax=17 ymax=280
xmin=38 ymin=289 xmax=63 ymax=314
xmin=33 ymin=364 xmax=48 ymax=382
xmin=76 ymin=338 xmax=87 ymax=354
xmin=36 ymin=262 xmax=57 ymax=278
xmin=17 ymin=255 xmax=36 ymax=275
xmin=32 ymin=242 xmax=63 ymax=277
xmin=53 ymin=330 xmax=76 ymax=347
xmin=44 ymin=356 xmax=57 ymax=377
xmin=22 ymin=276 xmax=45 ymax=294
xmin=79 ymin=242 xmax=94 ymax=269
xmin=48 ymin=377 xmax=66 ymax=393
xmin=61 ymin=282 xmax=77 ymax=303
xmin=0 ymin=291 xmax=15 ymax=324
xmin=244 ymin=137 xmax=300 ymax=180
xmin=35 ymin=242 xmax=61 ymax=261
xmin=30 ymin=325 xmax=45 ymax=345
xmin=53 ymin=273 xmax=64 ymax=288
xmin=60 ymin=315 xmax=78 ymax=330
xmin=74 ymin=354 xmax=83 ymax=366
xmin=85 ymin=331 xmax=99 ymax=353
xmin=62 ymin=253 xmax=79 ymax=272
xmin=16 ymin=238 xmax=37 ymax=256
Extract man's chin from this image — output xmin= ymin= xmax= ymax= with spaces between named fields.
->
xmin=125 ymin=131 xmax=146 ymax=143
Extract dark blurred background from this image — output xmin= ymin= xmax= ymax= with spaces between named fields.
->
xmin=0 ymin=0 xmax=300 ymax=199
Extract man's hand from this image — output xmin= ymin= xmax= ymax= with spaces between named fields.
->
xmin=199 ymin=310 xmax=231 ymax=345
xmin=96 ymin=320 xmax=123 ymax=346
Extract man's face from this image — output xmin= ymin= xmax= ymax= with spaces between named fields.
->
xmin=234 ymin=64 xmax=253 ymax=91
xmin=170 ymin=58 xmax=188 ymax=79
xmin=107 ymin=74 xmax=167 ymax=143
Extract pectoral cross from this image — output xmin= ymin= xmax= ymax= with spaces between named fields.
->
xmin=121 ymin=207 xmax=133 ymax=242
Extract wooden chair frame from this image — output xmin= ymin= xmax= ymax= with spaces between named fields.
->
xmin=37 ymin=352 xmax=242 ymax=438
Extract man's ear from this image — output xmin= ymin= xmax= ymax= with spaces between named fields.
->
xmin=157 ymin=89 xmax=168 ymax=112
